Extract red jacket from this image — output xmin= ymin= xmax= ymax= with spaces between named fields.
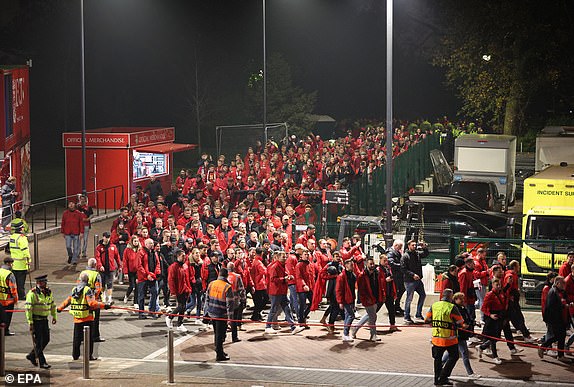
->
xmin=168 ymin=261 xmax=191 ymax=295
xmin=122 ymin=247 xmax=140 ymax=273
xmin=313 ymin=250 xmax=331 ymax=269
xmin=250 ymin=257 xmax=267 ymax=291
xmin=137 ymin=248 xmax=161 ymax=282
xmin=61 ymin=209 xmax=85 ymax=235
xmin=473 ymin=257 xmax=489 ymax=286
xmin=357 ymin=268 xmax=386 ymax=307
xmin=95 ymin=242 xmax=121 ymax=272
xmin=295 ymin=260 xmax=314 ymax=293
xmin=285 ymin=254 xmax=298 ymax=286
xmin=268 ymin=261 xmax=289 ymax=296
xmin=541 ymin=284 xmax=551 ymax=316
xmin=215 ymin=226 xmax=236 ymax=253
xmin=340 ymin=245 xmax=365 ymax=271
xmin=565 ymin=274 xmax=574 ymax=303
xmin=336 ymin=269 xmax=355 ymax=305
xmin=481 ymin=289 xmax=507 ymax=317
xmin=559 ymin=261 xmax=572 ymax=278
xmin=458 ymin=267 xmax=477 ymax=304
xmin=503 ymin=270 xmax=520 ymax=301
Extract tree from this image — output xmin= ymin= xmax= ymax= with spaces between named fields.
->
xmin=431 ymin=0 xmax=574 ymax=135
xmin=246 ymin=53 xmax=317 ymax=138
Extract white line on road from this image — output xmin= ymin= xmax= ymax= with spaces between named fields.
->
xmin=142 ymin=334 xmax=193 ymax=360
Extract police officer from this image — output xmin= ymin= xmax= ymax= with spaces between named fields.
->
xmin=57 ymin=272 xmax=109 ymax=360
xmin=9 ymin=221 xmax=30 ymax=299
xmin=0 ymin=257 xmax=18 ymax=335
xmin=25 ymin=275 xmax=56 ymax=369
xmin=425 ymin=288 xmax=466 ymax=386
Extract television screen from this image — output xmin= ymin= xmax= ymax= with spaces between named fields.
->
xmin=133 ymin=151 xmax=168 ymax=180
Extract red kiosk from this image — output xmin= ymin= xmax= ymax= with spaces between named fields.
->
xmin=63 ymin=127 xmax=195 ymax=208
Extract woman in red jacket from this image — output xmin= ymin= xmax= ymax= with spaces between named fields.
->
xmin=122 ymin=235 xmax=141 ymax=306
xmin=336 ymin=259 xmax=356 ymax=342
xmin=476 ymin=278 xmax=506 ymax=364
xmin=166 ymin=249 xmax=191 ymax=332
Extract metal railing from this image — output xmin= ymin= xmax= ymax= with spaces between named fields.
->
xmin=24 ymin=185 xmax=124 ymax=233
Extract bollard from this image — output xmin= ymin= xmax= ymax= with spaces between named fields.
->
xmin=33 ymin=233 xmax=39 ymax=271
xmin=83 ymin=325 xmax=90 ymax=379
xmin=0 ymin=325 xmax=5 ymax=376
xmin=167 ymin=329 xmax=174 ymax=383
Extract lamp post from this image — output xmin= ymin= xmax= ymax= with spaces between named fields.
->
xmin=80 ymin=0 xmax=87 ymax=195
xmin=385 ymin=0 xmax=393 ymax=234
xmin=262 ymin=0 xmax=268 ymax=145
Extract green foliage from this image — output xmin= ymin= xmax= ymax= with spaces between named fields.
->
xmin=431 ymin=0 xmax=574 ymax=135
xmin=245 ymin=53 xmax=317 ymax=137
xmin=516 ymin=129 xmax=538 ymax=152
xmin=420 ymin=121 xmax=432 ymax=132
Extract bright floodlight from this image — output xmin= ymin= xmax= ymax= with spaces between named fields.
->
xmin=482 ymin=55 xmax=491 ymax=61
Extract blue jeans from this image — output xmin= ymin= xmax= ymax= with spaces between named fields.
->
xmin=185 ymin=290 xmax=203 ymax=317
xmin=476 ymin=286 xmax=486 ymax=322
xmin=352 ymin=304 xmax=378 ymax=336
xmin=288 ymin=284 xmax=299 ymax=320
xmin=404 ymin=280 xmax=426 ymax=320
xmin=297 ymin=291 xmax=312 ymax=323
xmin=137 ymin=280 xmax=158 ymax=316
xmin=65 ymin=234 xmax=80 ymax=264
xmin=81 ymin=226 xmax=90 ymax=256
xmin=343 ymin=303 xmax=355 ymax=336
xmin=443 ymin=339 xmax=473 ymax=375
xmin=265 ymin=294 xmax=295 ymax=329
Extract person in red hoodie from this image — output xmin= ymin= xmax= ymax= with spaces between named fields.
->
xmin=122 ymin=235 xmax=141 ymax=306
xmin=264 ymin=250 xmax=304 ymax=335
xmin=558 ymin=251 xmax=574 ymax=278
xmin=166 ymin=249 xmax=191 ymax=332
xmin=61 ymin=201 xmax=85 ymax=265
xmin=249 ymin=247 xmax=268 ymax=321
xmin=350 ymin=257 xmax=386 ymax=341
xmin=336 ymin=258 xmax=356 ymax=342
xmin=215 ymin=217 xmax=235 ymax=256
xmin=137 ymin=239 xmax=161 ymax=319
xmin=473 ymin=247 xmax=489 ymax=324
xmin=504 ymin=260 xmax=536 ymax=343
xmin=295 ymin=249 xmax=314 ymax=328
xmin=94 ymin=232 xmax=121 ymax=304
xmin=458 ymin=257 xmax=477 ymax=327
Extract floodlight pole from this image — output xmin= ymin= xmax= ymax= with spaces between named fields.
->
xmin=385 ymin=0 xmax=393 ymax=234
xmin=263 ymin=0 xmax=268 ymax=145
xmin=81 ymin=0 xmax=87 ymax=196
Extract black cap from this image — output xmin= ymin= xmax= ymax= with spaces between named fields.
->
xmin=3 ymin=257 xmax=14 ymax=264
xmin=568 ymin=251 xmax=574 ymax=256
xmin=34 ymin=274 xmax=48 ymax=282
xmin=102 ymin=231 xmax=111 ymax=238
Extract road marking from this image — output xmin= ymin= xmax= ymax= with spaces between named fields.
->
xmin=5 ymin=353 xmax=572 ymax=386
xmin=143 ymin=334 xmax=193 ymax=360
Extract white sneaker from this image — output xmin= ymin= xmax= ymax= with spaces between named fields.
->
xmin=265 ymin=327 xmax=276 ymax=334
xmin=350 ymin=329 xmax=357 ymax=339
xmin=468 ymin=336 xmax=481 ymax=343
xmin=291 ymin=326 xmax=305 ymax=335
xmin=176 ymin=324 xmax=188 ymax=333
xmin=476 ymin=346 xmax=483 ymax=359
xmin=342 ymin=335 xmax=354 ymax=342
xmin=524 ymin=336 xmax=536 ymax=343
xmin=493 ymin=357 xmax=502 ymax=365
xmin=510 ymin=348 xmax=523 ymax=355
xmin=546 ymin=350 xmax=558 ymax=357
xmin=369 ymin=335 xmax=382 ymax=342
xmin=165 ymin=316 xmax=173 ymax=329
xmin=484 ymin=348 xmax=493 ymax=356
xmin=467 ymin=373 xmax=481 ymax=380
xmin=123 ymin=295 xmax=128 ymax=304
xmin=354 ymin=311 xmax=361 ymax=319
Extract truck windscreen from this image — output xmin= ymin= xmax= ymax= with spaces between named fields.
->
xmin=527 ymin=215 xmax=574 ymax=240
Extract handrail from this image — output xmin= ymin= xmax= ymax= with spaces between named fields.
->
xmin=25 ymin=185 xmax=124 ymax=234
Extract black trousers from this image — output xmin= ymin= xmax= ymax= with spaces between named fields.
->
xmin=251 ymin=290 xmax=267 ymax=320
xmin=92 ymin=309 xmax=101 ymax=340
xmin=432 ymin=344 xmax=459 ymax=385
xmin=212 ymin=319 xmax=228 ymax=357
xmin=394 ymin=280 xmax=405 ymax=310
xmin=29 ymin=319 xmax=50 ymax=365
xmin=508 ymin=299 xmax=530 ymax=338
xmin=297 ymin=291 xmax=313 ymax=324
xmin=327 ymin=294 xmax=343 ymax=325
xmin=479 ymin=316 xmax=505 ymax=358
xmin=542 ymin=322 xmax=567 ymax=357
xmin=72 ymin=321 xmax=94 ymax=360
xmin=13 ymin=269 xmax=27 ymax=299
xmin=379 ymin=298 xmax=396 ymax=325
xmin=125 ymin=272 xmax=138 ymax=302
xmin=230 ymin=306 xmax=243 ymax=340
xmin=0 ymin=303 xmax=14 ymax=332
xmin=159 ymin=277 xmax=170 ymax=306
xmin=172 ymin=293 xmax=188 ymax=326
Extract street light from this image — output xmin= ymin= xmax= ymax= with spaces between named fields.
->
xmin=385 ymin=0 xmax=393 ymax=235
xmin=80 ymin=0 xmax=87 ymax=195
xmin=262 ymin=0 xmax=268 ymax=145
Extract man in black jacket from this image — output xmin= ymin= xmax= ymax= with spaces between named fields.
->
xmin=387 ymin=239 xmax=404 ymax=316
xmin=401 ymin=239 xmax=429 ymax=324
xmin=539 ymin=276 xmax=571 ymax=362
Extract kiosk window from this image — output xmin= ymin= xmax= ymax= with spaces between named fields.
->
xmin=133 ymin=151 xmax=167 ymax=180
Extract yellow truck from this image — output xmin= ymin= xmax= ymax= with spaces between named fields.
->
xmin=521 ymin=164 xmax=574 ymax=291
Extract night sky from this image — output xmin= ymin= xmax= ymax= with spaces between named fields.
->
xmin=1 ymin=0 xmax=459 ymax=167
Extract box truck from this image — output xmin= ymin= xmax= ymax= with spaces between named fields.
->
xmin=521 ymin=164 xmax=574 ymax=291
xmin=454 ymin=134 xmax=516 ymax=212
xmin=535 ymin=126 xmax=574 ymax=172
